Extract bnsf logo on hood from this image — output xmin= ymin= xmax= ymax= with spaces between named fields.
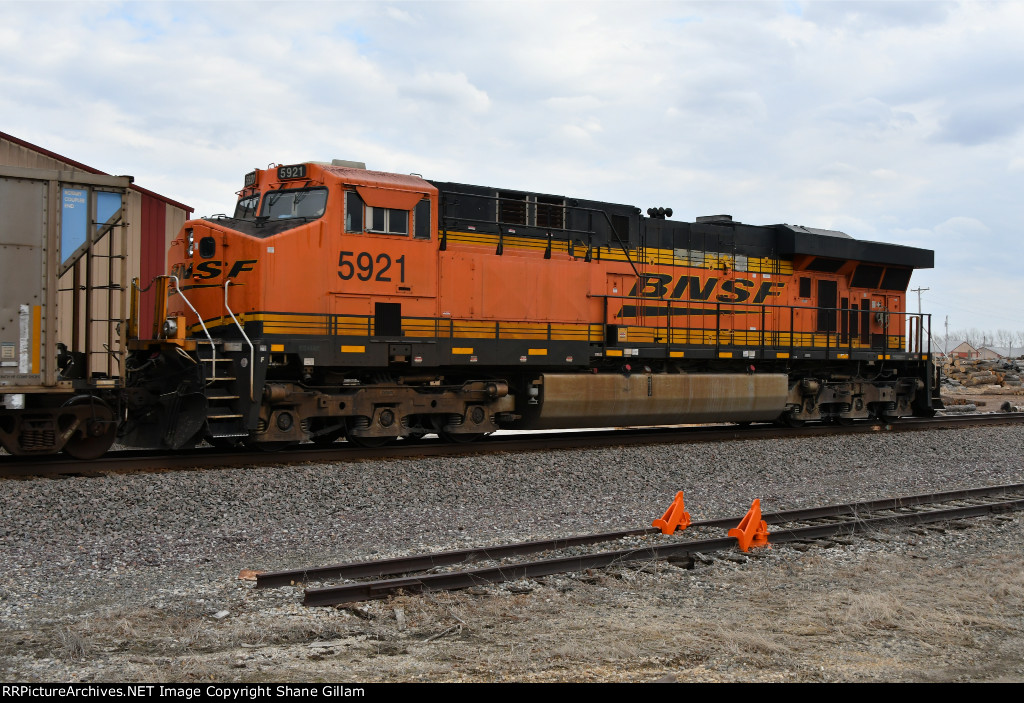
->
xmin=616 ymin=274 xmax=785 ymax=318
xmin=629 ymin=274 xmax=785 ymax=303
xmin=170 ymin=260 xmax=258 ymax=280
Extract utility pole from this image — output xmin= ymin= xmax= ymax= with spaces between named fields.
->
xmin=909 ymin=287 xmax=930 ymax=354
xmin=910 ymin=287 xmax=929 ymax=315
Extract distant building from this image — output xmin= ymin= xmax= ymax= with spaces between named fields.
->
xmin=978 ymin=346 xmax=1017 ymax=360
xmin=948 ymin=341 xmax=979 ymax=359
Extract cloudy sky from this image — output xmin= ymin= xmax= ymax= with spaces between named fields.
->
xmin=3 ymin=0 xmax=1022 ymax=340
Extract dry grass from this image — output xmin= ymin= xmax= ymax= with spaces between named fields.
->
xmin=57 ymin=626 xmax=90 ymax=660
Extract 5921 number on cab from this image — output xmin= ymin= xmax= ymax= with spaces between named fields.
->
xmin=338 ymin=251 xmax=406 ymax=282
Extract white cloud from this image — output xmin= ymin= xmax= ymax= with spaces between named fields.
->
xmin=933 ymin=216 xmax=991 ymax=242
xmin=399 ymin=71 xmax=491 ymax=113
xmin=386 ymin=6 xmax=415 ymax=24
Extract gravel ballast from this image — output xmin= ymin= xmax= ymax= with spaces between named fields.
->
xmin=2 ymin=425 xmax=1023 ymax=682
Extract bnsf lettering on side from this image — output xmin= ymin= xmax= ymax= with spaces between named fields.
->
xmin=630 ymin=275 xmax=785 ymax=304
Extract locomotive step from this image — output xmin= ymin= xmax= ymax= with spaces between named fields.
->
xmin=207 ymin=413 xmax=244 ymax=420
xmin=207 ymin=395 xmax=240 ymax=401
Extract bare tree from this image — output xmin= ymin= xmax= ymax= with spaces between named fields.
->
xmin=948 ymin=329 xmax=979 ymax=352
xmin=997 ymin=330 xmax=1015 ymax=359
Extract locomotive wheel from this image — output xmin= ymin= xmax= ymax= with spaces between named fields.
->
xmin=62 ymin=397 xmax=117 ymax=460
xmin=251 ymin=441 xmax=297 ymax=452
xmin=438 ymin=430 xmax=485 ymax=443
xmin=309 ymin=420 xmax=346 ymax=446
xmin=870 ymin=406 xmax=899 ymax=424
xmin=207 ymin=435 xmax=243 ymax=449
xmin=346 ymin=434 xmax=394 ymax=448
xmin=312 ymin=433 xmax=343 ymax=446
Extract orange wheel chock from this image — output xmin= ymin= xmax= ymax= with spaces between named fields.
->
xmin=728 ymin=499 xmax=770 ymax=552
xmin=652 ymin=491 xmax=692 ymax=535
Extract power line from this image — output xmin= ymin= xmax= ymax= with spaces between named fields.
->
xmin=921 ymin=292 xmax=1024 ymax=327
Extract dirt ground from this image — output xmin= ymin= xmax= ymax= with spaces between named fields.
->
xmin=5 ymin=513 xmax=1023 ymax=683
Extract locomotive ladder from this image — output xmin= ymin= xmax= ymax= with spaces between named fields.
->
xmin=166 ymin=276 xmax=249 ymax=442
xmin=196 ymin=339 xmax=248 ymax=441
xmin=197 ymin=281 xmax=257 ymax=442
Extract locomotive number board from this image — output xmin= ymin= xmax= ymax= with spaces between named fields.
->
xmin=277 ymin=164 xmax=307 ymax=180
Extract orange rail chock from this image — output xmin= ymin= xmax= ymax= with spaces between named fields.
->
xmin=728 ymin=499 xmax=770 ymax=552
xmin=652 ymin=491 xmax=692 ymax=535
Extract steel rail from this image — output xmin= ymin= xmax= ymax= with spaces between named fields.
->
xmin=299 ymin=486 xmax=1024 ymax=606
xmin=3 ymin=412 xmax=1023 ymax=478
xmin=258 ymin=482 xmax=1024 ymax=589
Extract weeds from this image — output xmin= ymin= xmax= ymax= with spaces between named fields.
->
xmin=57 ymin=626 xmax=89 ymax=660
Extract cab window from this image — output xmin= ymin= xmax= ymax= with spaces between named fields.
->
xmin=261 ymin=187 xmax=327 ymax=220
xmin=346 ymin=187 xmax=418 ymax=236
xmin=234 ymin=194 xmax=260 ymax=220
xmin=346 ymin=191 xmax=364 ymax=232
xmin=414 ymin=199 xmax=431 ymax=239
xmin=367 ymin=207 xmax=408 ymax=235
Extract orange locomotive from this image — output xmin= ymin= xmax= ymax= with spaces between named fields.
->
xmin=122 ymin=160 xmax=938 ymax=449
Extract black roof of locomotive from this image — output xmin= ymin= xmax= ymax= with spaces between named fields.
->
xmin=430 ymin=180 xmax=934 ymax=270
xmin=774 ymin=223 xmax=933 ymax=269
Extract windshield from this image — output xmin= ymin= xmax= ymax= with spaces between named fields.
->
xmin=261 ymin=187 xmax=328 ymax=220
xmin=233 ymin=194 xmax=260 ymax=220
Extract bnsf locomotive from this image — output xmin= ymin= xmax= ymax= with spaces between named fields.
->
xmin=121 ymin=160 xmax=938 ymax=450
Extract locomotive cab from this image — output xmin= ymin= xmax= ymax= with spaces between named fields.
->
xmin=124 ymin=161 xmax=516 ymax=448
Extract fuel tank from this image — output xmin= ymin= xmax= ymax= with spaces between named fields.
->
xmin=514 ymin=372 xmax=788 ymax=429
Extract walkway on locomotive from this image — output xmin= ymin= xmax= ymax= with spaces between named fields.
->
xmin=160 ymin=162 xmax=934 ymax=369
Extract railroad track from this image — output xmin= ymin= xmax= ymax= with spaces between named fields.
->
xmin=252 ymin=483 xmax=1024 ymax=607
xmin=2 ymin=412 xmax=1023 ymax=478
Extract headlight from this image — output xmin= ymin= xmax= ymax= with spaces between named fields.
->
xmin=161 ymin=318 xmax=178 ymax=338
xmin=186 ymin=229 xmax=195 ymax=257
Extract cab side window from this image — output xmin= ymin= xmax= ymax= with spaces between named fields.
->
xmin=414 ymin=200 xmax=431 ymax=239
xmin=346 ymin=187 xmax=425 ymax=237
xmin=367 ymin=207 xmax=408 ymax=235
xmin=345 ymin=191 xmax=364 ymax=232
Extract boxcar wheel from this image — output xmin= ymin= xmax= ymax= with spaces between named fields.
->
xmin=62 ymin=397 xmax=117 ymax=460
